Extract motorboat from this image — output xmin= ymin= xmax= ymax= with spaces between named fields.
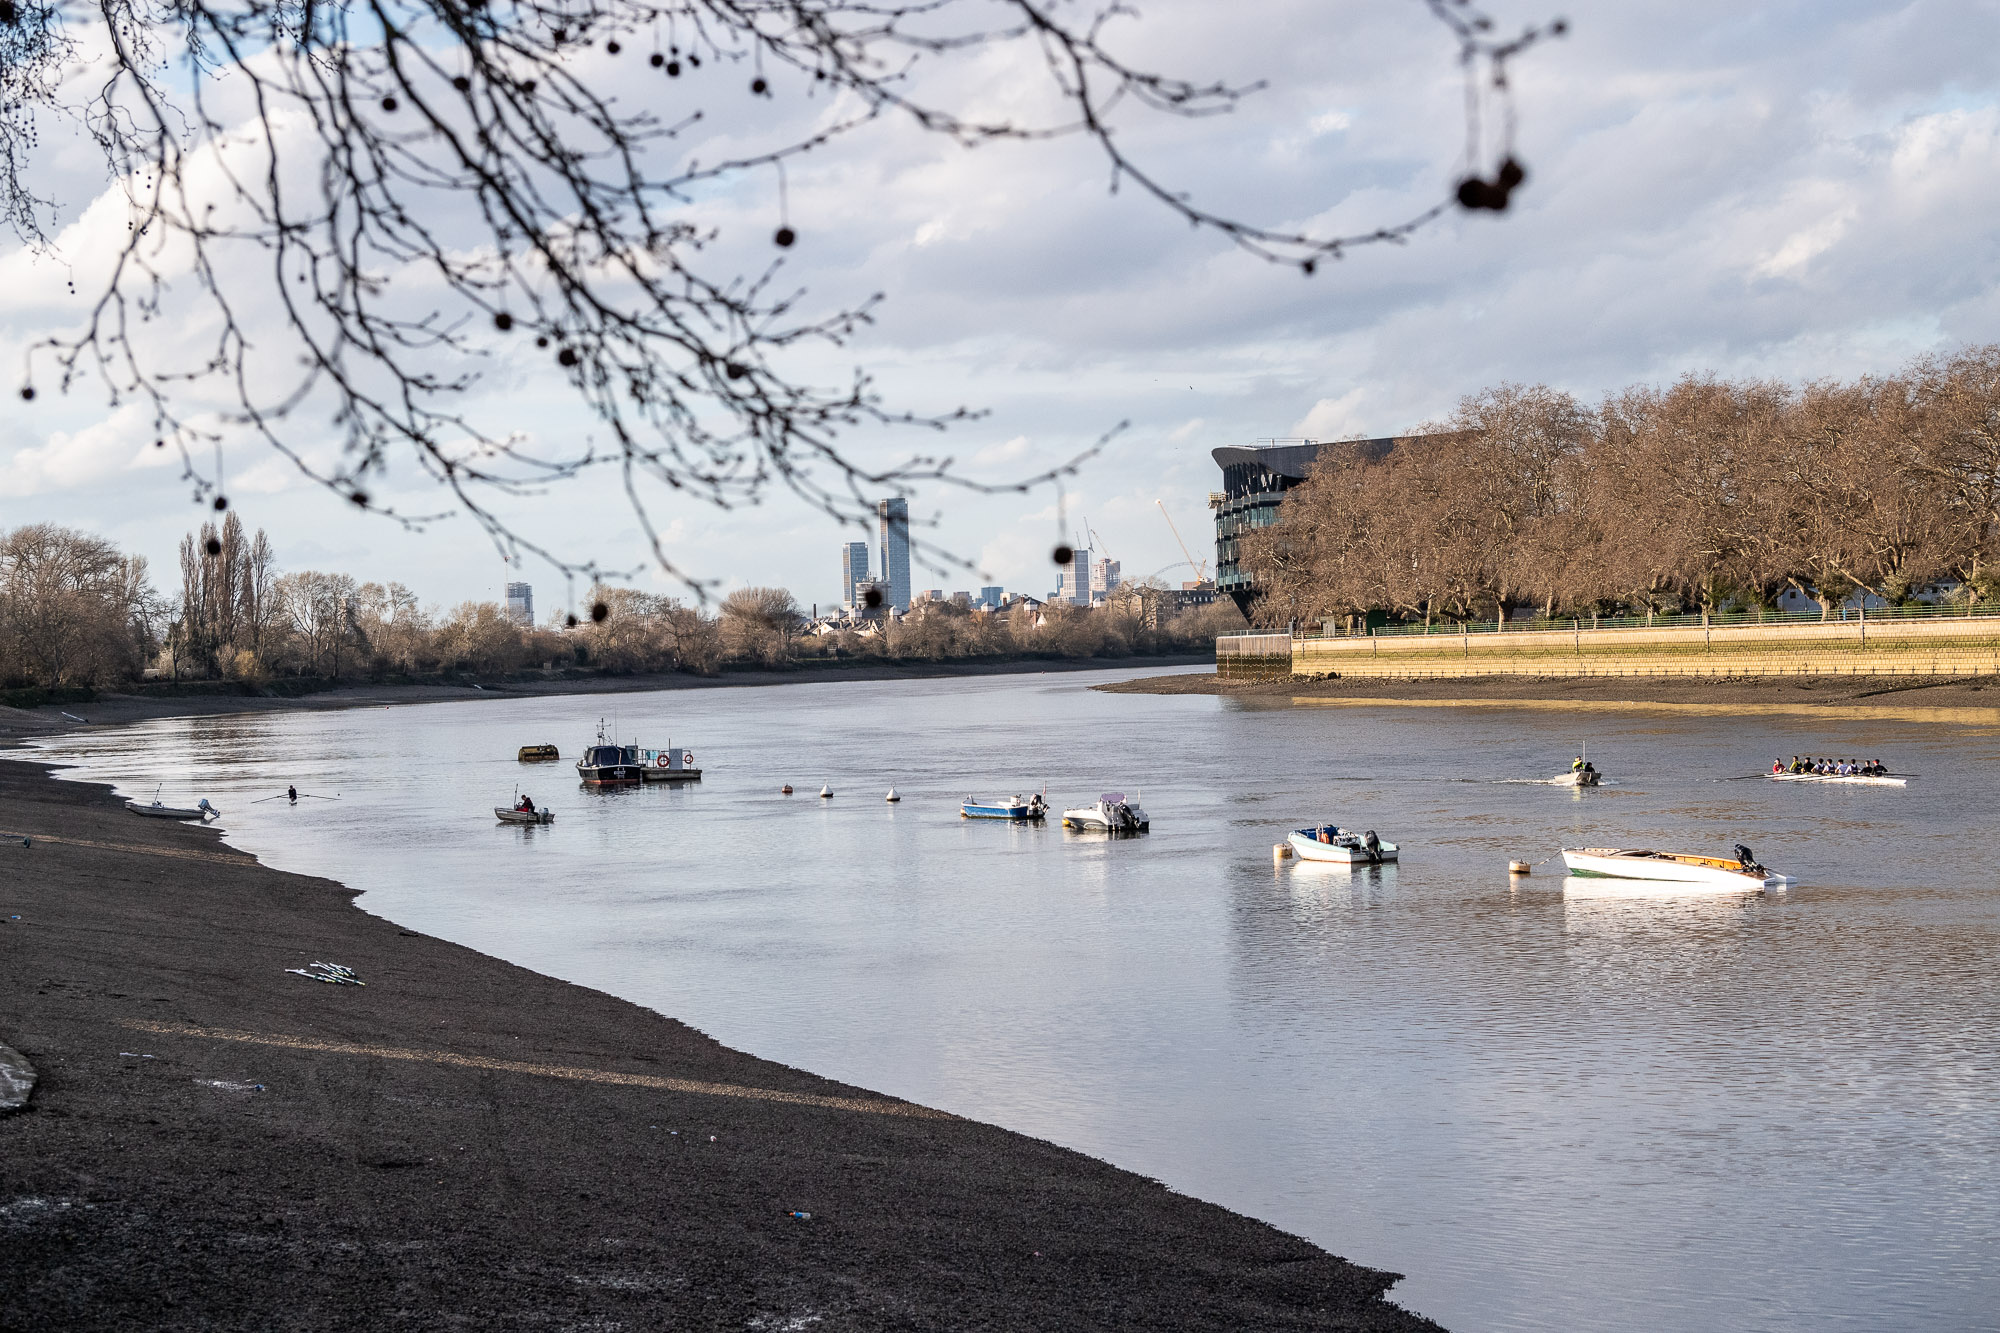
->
xmin=1062 ymin=792 xmax=1147 ymax=832
xmin=575 ymin=720 xmax=701 ymax=786
xmin=518 ymin=743 xmax=561 ymax=762
xmin=1766 ymin=771 xmax=1906 ymax=787
xmin=962 ymin=794 xmax=1047 ymax=821
xmin=495 ymin=805 xmax=555 ymax=825
xmin=1552 ymin=766 xmax=1600 ymax=787
xmin=125 ymin=794 xmax=219 ymax=821
xmin=1560 ymin=845 xmax=1789 ymax=890
xmin=1287 ymin=826 xmax=1397 ymax=864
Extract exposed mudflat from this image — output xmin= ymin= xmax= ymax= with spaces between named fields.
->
xmin=0 ymin=754 xmax=1436 ymax=1331
xmin=1097 ymin=670 xmax=2000 ymax=713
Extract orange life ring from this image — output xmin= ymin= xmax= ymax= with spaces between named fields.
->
xmin=656 ymin=753 xmax=670 ymax=767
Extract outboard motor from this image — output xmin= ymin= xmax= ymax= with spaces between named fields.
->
xmin=1733 ymin=842 xmax=1762 ymax=874
xmin=1362 ymin=829 xmax=1381 ymax=863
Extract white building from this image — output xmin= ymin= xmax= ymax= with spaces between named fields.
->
xmin=505 ymin=582 xmax=534 ymax=627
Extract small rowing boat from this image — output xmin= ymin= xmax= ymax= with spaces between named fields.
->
xmin=1286 ymin=826 xmax=1397 ymax=864
xmin=962 ymin=794 xmax=1047 ymax=821
xmin=1561 ymin=844 xmax=1788 ymax=890
xmin=1766 ymin=772 xmax=1906 ymax=787
xmin=495 ymin=806 xmax=555 ymax=825
xmin=1551 ymin=769 xmax=1600 ymax=787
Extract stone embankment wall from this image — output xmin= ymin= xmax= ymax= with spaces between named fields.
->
xmin=1217 ymin=616 xmax=2000 ymax=680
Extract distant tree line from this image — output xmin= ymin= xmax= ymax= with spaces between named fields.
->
xmin=1241 ymin=347 xmax=2000 ymax=628
xmin=0 ymin=521 xmax=1237 ymax=689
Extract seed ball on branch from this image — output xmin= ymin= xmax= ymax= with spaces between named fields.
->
xmin=204 ymin=537 xmax=222 ymax=555
xmin=213 ymin=494 xmax=229 ymax=511
xmin=649 ymin=52 xmax=663 ymax=67
xmin=381 ymin=96 xmax=399 ymax=112
xmin=494 ymin=312 xmax=513 ymax=331
xmin=751 ymin=77 xmax=767 ymax=94
xmin=724 ymin=362 xmax=747 ymax=380
xmin=606 ymin=40 xmax=620 ymax=54
xmin=590 ymin=601 xmax=610 ymax=623
xmin=557 ymin=347 xmax=579 ymax=367
xmin=18 ymin=386 xmax=33 ymax=401
xmin=774 ymin=227 xmax=795 ymax=248
xmin=1052 ymin=544 xmax=1073 ymax=565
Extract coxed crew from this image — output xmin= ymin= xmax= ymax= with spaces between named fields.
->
xmin=1772 ymin=756 xmax=1888 ymax=776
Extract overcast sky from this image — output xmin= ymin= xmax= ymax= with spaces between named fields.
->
xmin=5 ymin=0 xmax=1998 ymax=615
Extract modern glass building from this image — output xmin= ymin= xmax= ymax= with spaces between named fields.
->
xmin=1211 ymin=437 xmax=1402 ymax=613
xmin=875 ymin=498 xmax=912 ymax=611
xmin=504 ymin=581 xmax=534 ymax=627
xmin=840 ymin=541 xmax=870 ymax=608
xmin=978 ymin=586 xmax=1004 ymax=609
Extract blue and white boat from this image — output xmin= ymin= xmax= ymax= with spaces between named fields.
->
xmin=961 ymin=793 xmax=1048 ymax=821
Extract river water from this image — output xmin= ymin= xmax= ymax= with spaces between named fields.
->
xmin=31 ymin=669 xmax=2000 ymax=1333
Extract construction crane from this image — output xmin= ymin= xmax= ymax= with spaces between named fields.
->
xmin=1155 ymin=500 xmax=1211 ymax=583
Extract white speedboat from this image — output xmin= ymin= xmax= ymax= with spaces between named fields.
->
xmin=1766 ymin=772 xmax=1906 ymax=787
xmin=1287 ymin=826 xmax=1397 ymax=864
xmin=495 ymin=806 xmax=555 ymax=825
xmin=1062 ymin=792 xmax=1148 ymax=832
xmin=962 ymin=794 xmax=1047 ymax=820
xmin=1552 ymin=767 xmax=1600 ymax=787
xmin=1561 ymin=845 xmax=1788 ymax=890
xmin=125 ymin=796 xmax=219 ymax=821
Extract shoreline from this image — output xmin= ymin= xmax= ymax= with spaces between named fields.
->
xmin=1095 ymin=669 xmax=2000 ymax=715
xmin=0 ymin=723 xmax=1435 ymax=1328
xmin=0 ymin=653 xmax=1210 ymax=734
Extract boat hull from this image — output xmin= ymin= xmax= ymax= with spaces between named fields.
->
xmin=495 ymin=807 xmax=555 ymax=825
xmin=125 ymin=801 xmax=211 ymax=820
xmin=1287 ymin=831 xmax=1398 ymax=864
xmin=518 ymin=745 xmax=560 ymax=762
xmin=962 ymin=798 xmax=1045 ymax=820
xmin=1552 ymin=771 xmax=1600 ymax=787
xmin=1767 ymin=773 xmax=1905 ymax=787
xmin=1561 ymin=847 xmax=1779 ymax=889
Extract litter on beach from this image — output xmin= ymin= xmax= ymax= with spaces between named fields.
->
xmin=286 ymin=961 xmax=366 ymax=986
xmin=789 ymin=1211 xmax=812 ymax=1221
xmin=194 ymin=1078 xmax=265 ymax=1092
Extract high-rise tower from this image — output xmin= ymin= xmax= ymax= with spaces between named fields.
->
xmin=505 ymin=582 xmax=534 ymax=626
xmin=875 ymin=498 xmax=912 ymax=611
xmin=840 ymin=541 xmax=871 ymax=609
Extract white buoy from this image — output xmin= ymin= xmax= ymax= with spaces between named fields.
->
xmin=819 ymin=785 xmax=833 ymax=799
xmin=1509 ymin=859 xmax=1531 ymax=876
xmin=886 ymin=787 xmax=901 ymax=803
xmin=1273 ymin=842 xmax=1293 ymax=861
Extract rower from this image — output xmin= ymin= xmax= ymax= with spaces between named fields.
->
xmin=1773 ymin=759 xmax=1784 ymax=774
xmin=288 ymin=784 xmax=298 ymax=803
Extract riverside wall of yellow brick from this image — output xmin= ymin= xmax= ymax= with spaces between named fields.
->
xmin=1217 ymin=617 xmax=2000 ymax=679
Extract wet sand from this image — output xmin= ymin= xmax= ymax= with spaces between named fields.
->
xmin=0 ymin=748 xmax=1436 ymax=1331
xmin=1097 ymin=670 xmax=2000 ymax=715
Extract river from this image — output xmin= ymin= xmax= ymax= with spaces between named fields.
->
xmin=32 ymin=668 xmax=2000 ymax=1332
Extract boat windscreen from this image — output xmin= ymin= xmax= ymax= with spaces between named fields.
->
xmin=1101 ymin=792 xmax=1125 ymax=803
xmin=586 ymin=746 xmax=622 ymax=764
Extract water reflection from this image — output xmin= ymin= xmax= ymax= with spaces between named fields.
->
xmin=32 ymin=672 xmax=2000 ymax=1333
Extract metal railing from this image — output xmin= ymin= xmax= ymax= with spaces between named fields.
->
xmin=1301 ymin=601 xmax=2000 ymax=640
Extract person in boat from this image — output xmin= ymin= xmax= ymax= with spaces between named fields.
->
xmin=288 ymin=784 xmax=298 ymax=803
xmin=1773 ymin=759 xmax=1784 ymax=774
xmin=517 ymin=794 xmax=536 ymax=814
xmin=1571 ymin=756 xmax=1585 ymax=772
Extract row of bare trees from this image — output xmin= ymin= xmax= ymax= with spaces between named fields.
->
xmin=0 ymin=523 xmax=1231 ymax=689
xmin=1242 ymin=347 xmax=2000 ymax=628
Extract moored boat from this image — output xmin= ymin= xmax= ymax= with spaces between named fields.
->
xmin=1286 ymin=826 xmax=1397 ymax=864
xmin=1560 ymin=845 xmax=1788 ymax=890
xmin=1062 ymin=792 xmax=1147 ymax=832
xmin=575 ymin=720 xmax=702 ymax=786
xmin=518 ymin=743 xmax=561 ymax=762
xmin=962 ymin=794 xmax=1047 ymax=821
xmin=125 ymin=794 xmax=219 ymax=821
xmin=495 ymin=806 xmax=555 ymax=825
